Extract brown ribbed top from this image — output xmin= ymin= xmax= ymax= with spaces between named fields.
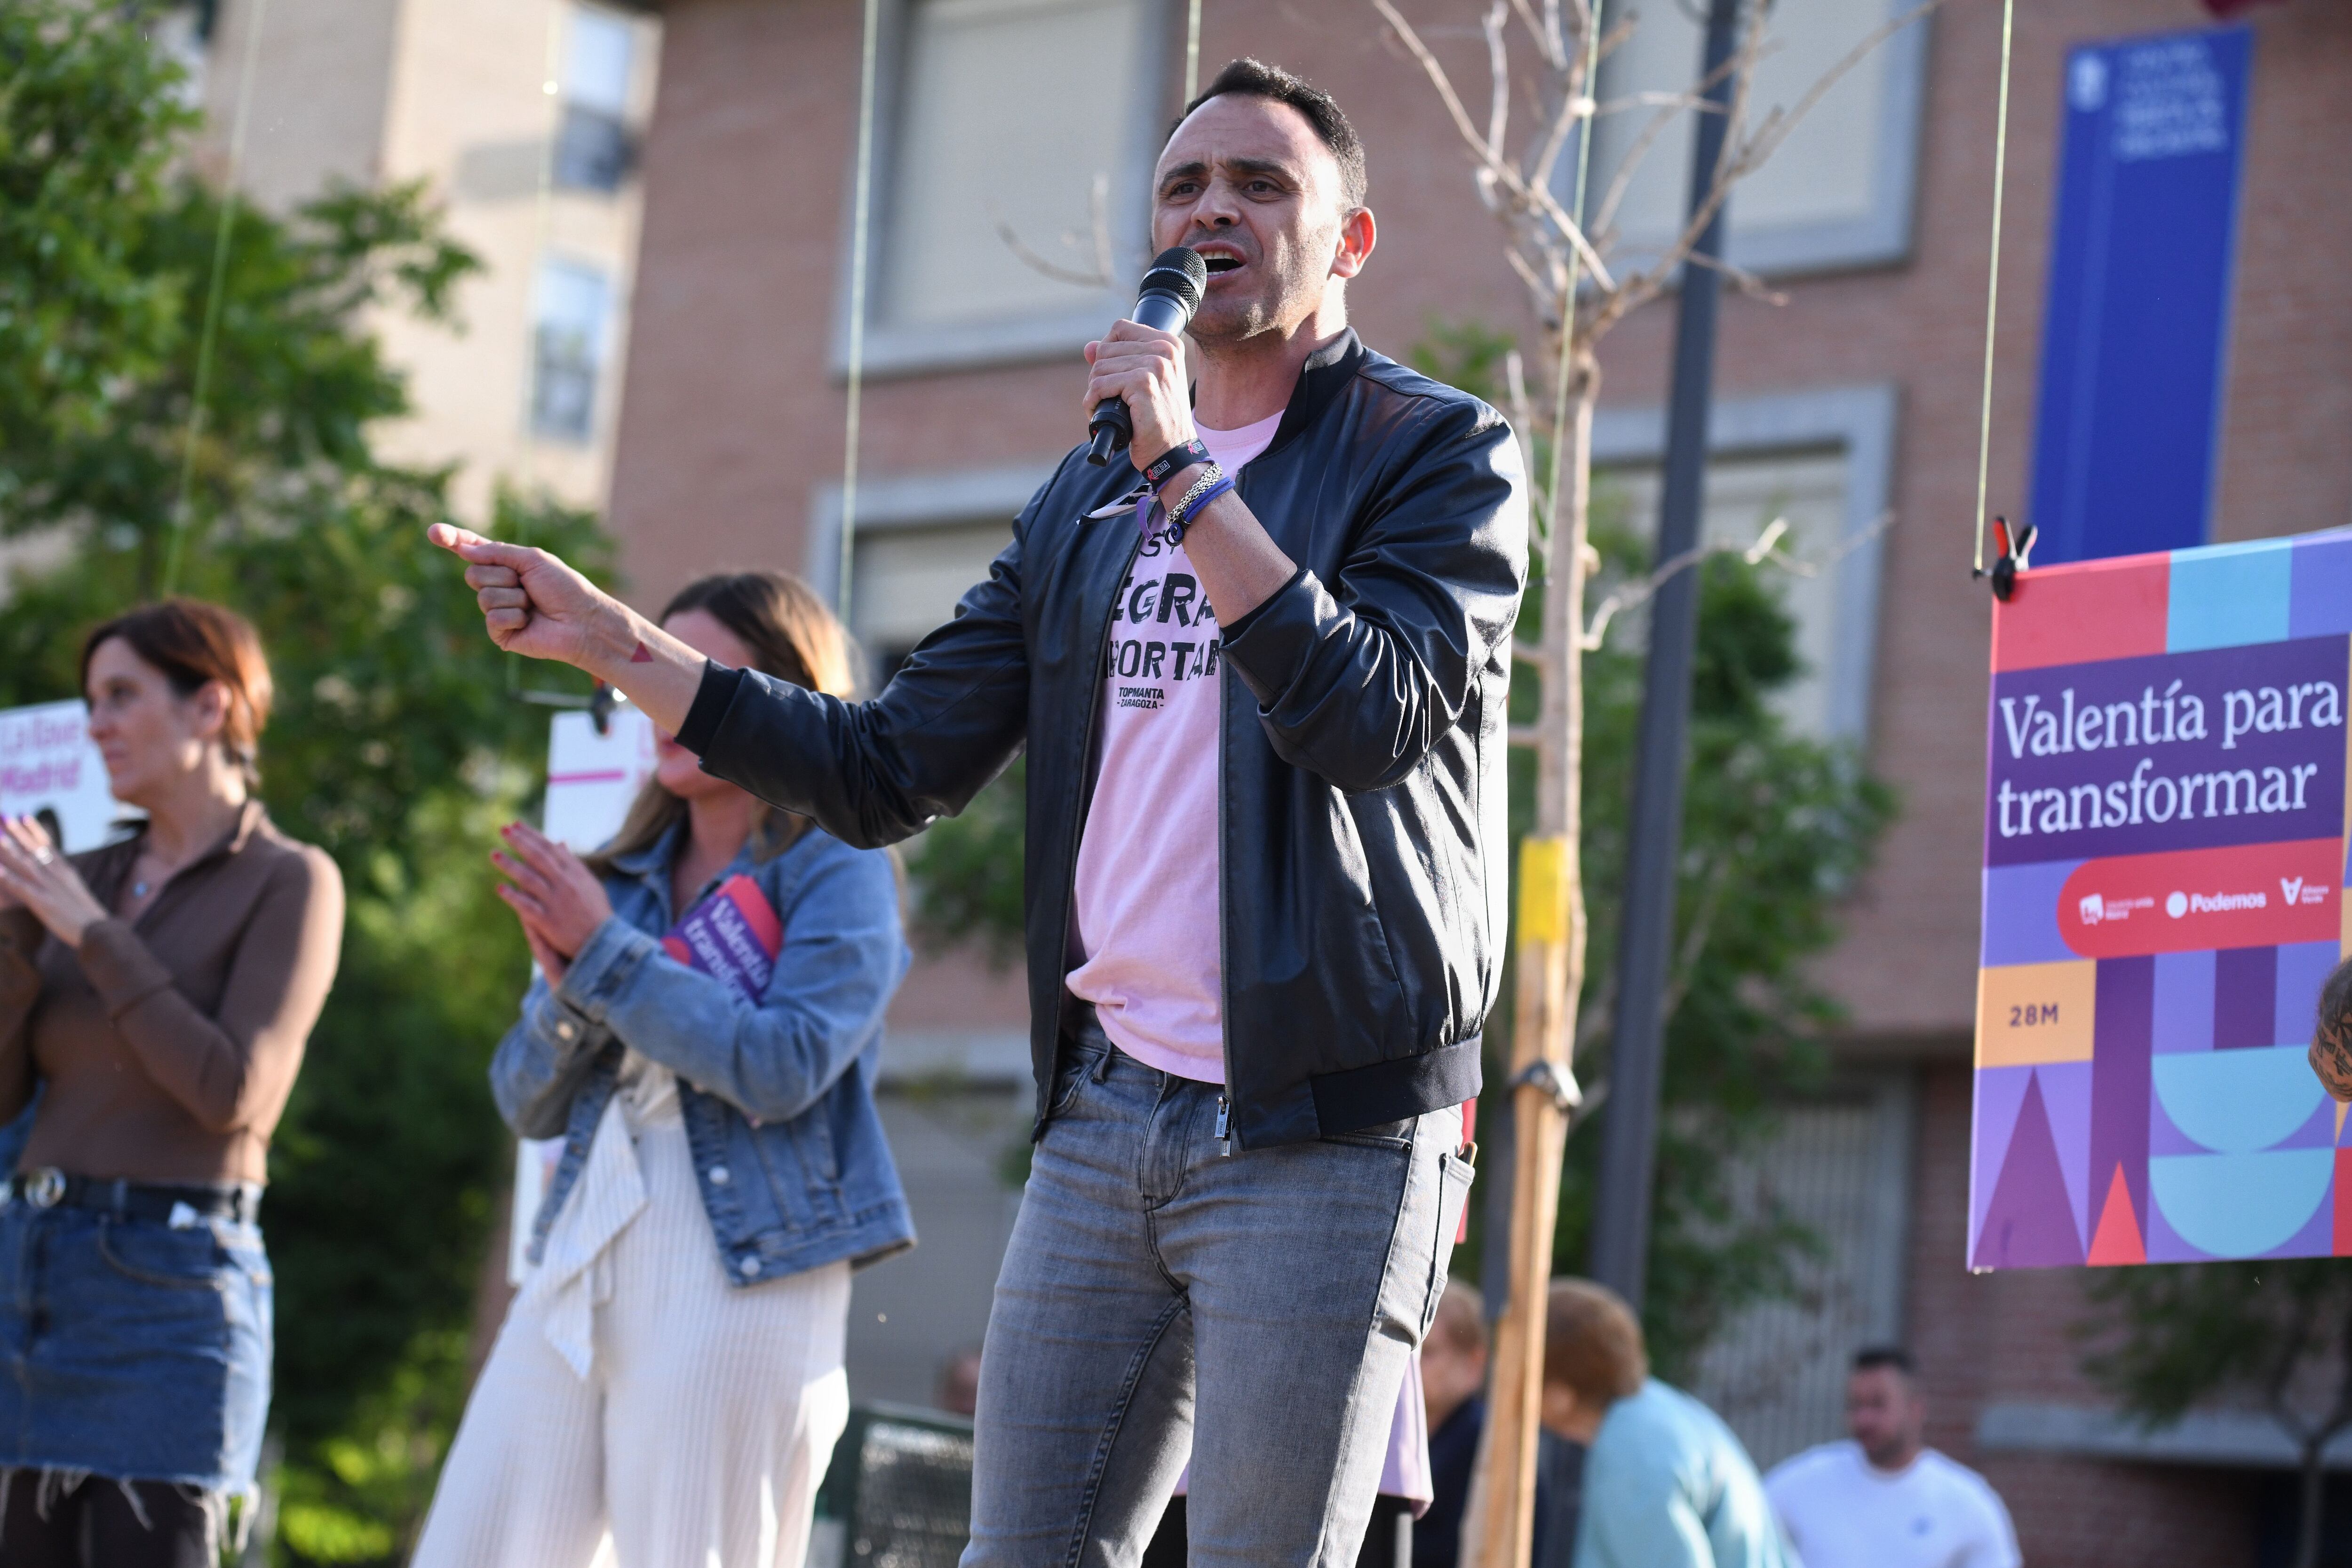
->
xmin=0 ymin=801 xmax=345 ymax=1185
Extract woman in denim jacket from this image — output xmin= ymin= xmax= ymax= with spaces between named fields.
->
xmin=414 ymin=571 xmax=914 ymax=1568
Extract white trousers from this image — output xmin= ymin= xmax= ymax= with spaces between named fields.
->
xmin=413 ymin=1117 xmax=852 ymax=1568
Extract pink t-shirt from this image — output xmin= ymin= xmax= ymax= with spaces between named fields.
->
xmin=1065 ymin=412 xmax=1283 ymax=1083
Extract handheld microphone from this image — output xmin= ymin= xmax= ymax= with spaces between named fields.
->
xmin=1086 ymin=247 xmax=1209 ymax=467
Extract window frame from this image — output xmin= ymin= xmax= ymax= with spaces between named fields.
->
xmin=828 ymin=0 xmax=1173 ymax=379
xmin=1582 ymin=0 xmax=1933 ymax=278
xmin=806 ymin=459 xmax=1064 ymax=629
xmin=1590 ymin=383 xmax=1899 ymax=742
xmin=529 ymin=255 xmax=619 ymax=444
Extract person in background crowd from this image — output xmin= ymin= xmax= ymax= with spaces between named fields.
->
xmin=939 ymin=1345 xmax=985 ymax=1418
xmin=0 ymin=600 xmax=346 ymax=1565
xmin=1418 ymin=1281 xmax=1581 ymax=1568
xmin=2307 ymin=954 xmax=2352 ymax=1100
xmin=411 ymin=572 xmax=914 ymax=1568
xmin=1765 ymin=1346 xmax=2019 ymax=1568
xmin=1539 ymin=1280 xmax=1794 ymax=1568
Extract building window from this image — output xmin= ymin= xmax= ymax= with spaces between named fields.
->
xmin=1600 ymin=450 xmax=1853 ymax=739
xmin=845 ymin=0 xmax=1162 ymax=375
xmin=531 ymin=260 xmax=612 ymax=442
xmin=1592 ymin=385 xmax=1897 ymax=743
xmin=854 ymin=520 xmax=1017 ymax=681
xmin=806 ymin=462 xmax=1058 ymax=677
xmin=554 ymin=5 xmax=637 ymax=194
xmin=1585 ymin=0 xmax=1929 ymax=277
xmin=1685 ymin=1073 xmax=1916 ymax=1470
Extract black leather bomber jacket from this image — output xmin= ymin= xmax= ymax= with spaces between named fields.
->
xmin=676 ymin=330 xmax=1529 ymax=1149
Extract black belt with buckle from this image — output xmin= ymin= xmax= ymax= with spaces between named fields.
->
xmin=8 ymin=1169 xmax=261 ymax=1226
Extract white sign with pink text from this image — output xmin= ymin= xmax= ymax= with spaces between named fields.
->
xmin=0 ymin=700 xmax=121 ymax=852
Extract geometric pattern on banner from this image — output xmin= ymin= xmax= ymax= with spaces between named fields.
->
xmin=1973 ymin=529 xmax=2352 ymax=1267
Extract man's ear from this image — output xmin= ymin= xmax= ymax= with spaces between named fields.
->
xmin=1331 ymin=206 xmax=1376 ymax=281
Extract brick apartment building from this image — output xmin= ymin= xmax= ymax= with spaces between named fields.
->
xmin=593 ymin=0 xmax=2352 ymax=1561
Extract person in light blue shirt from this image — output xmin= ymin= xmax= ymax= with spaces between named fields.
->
xmin=1538 ymin=1279 xmax=1799 ymax=1568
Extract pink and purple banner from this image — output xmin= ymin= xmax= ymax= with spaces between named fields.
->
xmin=1972 ymin=531 xmax=2352 ymax=1268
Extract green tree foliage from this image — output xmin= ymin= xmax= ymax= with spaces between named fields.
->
xmin=0 ymin=0 xmax=193 ymax=507
xmin=0 ymin=7 xmax=608 ymax=1560
xmin=2081 ymin=1262 xmax=2352 ymax=1568
xmin=906 ymin=757 xmax=1027 ymax=969
xmin=1411 ymin=320 xmax=1894 ymax=1377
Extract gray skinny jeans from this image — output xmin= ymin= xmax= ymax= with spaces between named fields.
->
xmin=965 ymin=1029 xmax=1473 ymax=1568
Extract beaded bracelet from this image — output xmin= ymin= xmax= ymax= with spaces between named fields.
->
xmin=1143 ymin=438 xmax=1214 ymax=488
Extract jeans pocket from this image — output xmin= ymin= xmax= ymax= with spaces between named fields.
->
xmin=1046 ymin=1047 xmax=1103 ymax=1119
xmin=97 ymin=1218 xmax=227 ymax=1291
xmin=1422 ymin=1151 xmax=1476 ymax=1337
xmin=1322 ymin=1117 xmax=1415 ymax=1151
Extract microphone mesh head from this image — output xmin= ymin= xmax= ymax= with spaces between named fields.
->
xmin=1140 ymin=247 xmax=1209 ymax=318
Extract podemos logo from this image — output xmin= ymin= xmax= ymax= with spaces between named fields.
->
xmin=2162 ymin=887 xmax=2284 ymax=918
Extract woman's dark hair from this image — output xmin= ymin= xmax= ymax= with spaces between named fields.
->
xmin=1176 ymin=58 xmax=1367 ymax=209
xmin=79 ymin=598 xmax=274 ymax=787
xmin=582 ymin=571 xmax=855 ymax=878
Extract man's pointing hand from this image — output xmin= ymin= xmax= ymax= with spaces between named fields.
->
xmin=427 ymin=523 xmax=615 ymax=667
xmin=426 ymin=523 xmax=706 ymax=734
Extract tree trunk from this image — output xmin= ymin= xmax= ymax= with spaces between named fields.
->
xmin=1471 ymin=357 xmax=1597 ymax=1568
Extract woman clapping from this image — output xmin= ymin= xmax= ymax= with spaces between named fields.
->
xmin=0 ymin=600 xmax=344 ymax=1564
xmin=413 ymin=571 xmax=914 ymax=1568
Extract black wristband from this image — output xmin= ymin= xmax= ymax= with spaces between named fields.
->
xmin=1143 ymin=438 xmax=1213 ymax=488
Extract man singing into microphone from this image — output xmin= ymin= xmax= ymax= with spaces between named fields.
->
xmin=435 ymin=58 xmax=1526 ymax=1565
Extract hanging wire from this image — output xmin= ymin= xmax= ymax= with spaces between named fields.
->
xmin=838 ymin=0 xmax=883 ymax=616
xmin=518 ymin=0 xmax=568 ymax=543
xmin=163 ymin=0 xmax=272 ymax=596
xmin=1542 ymin=0 xmax=1605 ymax=583
xmin=1970 ymin=0 xmax=2017 ymax=576
xmin=1184 ymin=0 xmax=1202 ymax=101
xmin=506 ymin=0 xmax=570 ymax=693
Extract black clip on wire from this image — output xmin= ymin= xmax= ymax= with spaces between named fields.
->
xmin=1987 ymin=515 xmax=2036 ymax=603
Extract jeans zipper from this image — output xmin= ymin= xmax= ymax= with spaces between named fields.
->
xmin=1216 ymin=1094 xmax=1232 ymax=1157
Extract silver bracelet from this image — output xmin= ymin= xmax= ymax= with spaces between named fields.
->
xmin=1160 ymin=462 xmax=1226 ymax=529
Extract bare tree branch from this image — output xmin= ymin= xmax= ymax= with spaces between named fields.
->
xmin=1682 ymin=247 xmax=1788 ymax=305
xmin=1582 ymin=516 xmax=1788 ymax=649
xmin=1732 ymin=0 xmax=1940 ymax=177
xmin=991 ymin=170 xmax=1119 ymax=290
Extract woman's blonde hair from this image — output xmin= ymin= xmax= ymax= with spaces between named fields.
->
xmin=583 ymin=571 xmax=854 ymax=879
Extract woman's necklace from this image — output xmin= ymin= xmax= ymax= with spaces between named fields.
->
xmin=131 ymin=846 xmax=178 ymax=902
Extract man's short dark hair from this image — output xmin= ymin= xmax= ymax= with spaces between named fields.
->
xmin=1853 ymin=1345 xmax=1916 ymax=1378
xmin=1176 ymin=58 xmax=1368 ymax=210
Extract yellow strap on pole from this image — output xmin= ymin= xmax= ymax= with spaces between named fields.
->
xmin=164 ymin=0 xmax=272 ymax=596
xmin=839 ymin=0 xmax=883 ymax=617
xmin=1971 ymin=0 xmax=2017 ymax=576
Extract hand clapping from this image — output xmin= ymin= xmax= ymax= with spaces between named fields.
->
xmin=0 ymin=816 xmax=111 ymax=949
xmin=491 ymin=821 xmax=613 ymax=985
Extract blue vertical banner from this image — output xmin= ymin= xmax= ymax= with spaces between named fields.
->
xmin=2028 ymin=26 xmax=2252 ymax=566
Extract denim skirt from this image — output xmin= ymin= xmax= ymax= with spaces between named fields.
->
xmin=0 ymin=1197 xmax=274 ymax=1492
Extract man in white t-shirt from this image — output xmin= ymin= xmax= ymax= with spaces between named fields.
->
xmin=1765 ymin=1347 xmax=2021 ymax=1568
